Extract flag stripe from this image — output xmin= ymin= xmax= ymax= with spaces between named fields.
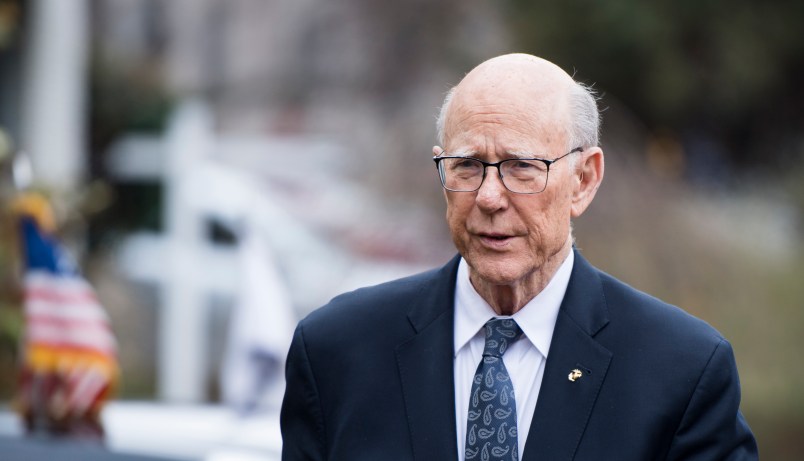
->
xmin=25 ymin=271 xmax=96 ymax=292
xmin=26 ymin=324 xmax=116 ymax=354
xmin=26 ymin=314 xmax=113 ymax=333
xmin=26 ymin=300 xmax=111 ymax=323
xmin=25 ymin=288 xmax=100 ymax=305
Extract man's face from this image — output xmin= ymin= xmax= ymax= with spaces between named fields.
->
xmin=440 ymin=92 xmax=576 ymax=289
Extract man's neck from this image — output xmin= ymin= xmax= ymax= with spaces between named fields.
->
xmin=469 ymin=240 xmax=573 ymax=316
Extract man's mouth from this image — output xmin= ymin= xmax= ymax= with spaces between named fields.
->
xmin=476 ymin=232 xmax=516 ymax=247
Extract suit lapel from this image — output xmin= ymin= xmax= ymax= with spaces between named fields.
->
xmin=522 ymin=251 xmax=613 ymax=461
xmin=394 ymin=252 xmax=611 ymax=460
xmin=396 ymin=256 xmax=461 ymax=461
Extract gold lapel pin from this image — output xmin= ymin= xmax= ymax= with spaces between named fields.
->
xmin=568 ymin=369 xmax=583 ymax=382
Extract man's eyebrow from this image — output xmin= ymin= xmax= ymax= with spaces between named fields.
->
xmin=444 ymin=149 xmax=536 ymax=158
xmin=445 ymin=148 xmax=476 ymax=157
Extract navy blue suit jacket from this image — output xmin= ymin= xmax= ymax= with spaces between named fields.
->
xmin=281 ymin=251 xmax=758 ymax=460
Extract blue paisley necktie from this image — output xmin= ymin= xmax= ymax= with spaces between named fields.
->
xmin=465 ymin=318 xmax=524 ymax=461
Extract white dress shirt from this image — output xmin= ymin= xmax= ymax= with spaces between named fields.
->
xmin=453 ymin=252 xmax=574 ymax=461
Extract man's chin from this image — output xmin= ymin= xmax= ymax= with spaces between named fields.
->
xmin=466 ymin=259 xmax=529 ymax=287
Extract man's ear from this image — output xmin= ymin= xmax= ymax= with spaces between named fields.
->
xmin=433 ymin=146 xmax=450 ymax=203
xmin=571 ymin=147 xmax=604 ymax=218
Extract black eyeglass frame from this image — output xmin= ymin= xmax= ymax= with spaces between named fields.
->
xmin=432 ymin=147 xmax=584 ymax=194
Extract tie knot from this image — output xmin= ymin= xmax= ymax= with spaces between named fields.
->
xmin=482 ymin=318 xmax=523 ymax=358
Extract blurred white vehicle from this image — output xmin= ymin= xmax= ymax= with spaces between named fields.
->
xmin=0 ymin=401 xmax=281 ymax=461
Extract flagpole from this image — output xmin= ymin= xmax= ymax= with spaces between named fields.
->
xmin=10 ymin=150 xmax=45 ymax=438
xmin=9 ymin=149 xmax=46 ymax=437
xmin=12 ymin=150 xmax=33 ymax=192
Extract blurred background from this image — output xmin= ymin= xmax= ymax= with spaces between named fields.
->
xmin=0 ymin=0 xmax=802 ymax=459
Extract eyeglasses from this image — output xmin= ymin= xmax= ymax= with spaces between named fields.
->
xmin=433 ymin=147 xmax=583 ymax=194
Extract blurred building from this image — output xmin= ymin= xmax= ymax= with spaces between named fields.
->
xmin=92 ymin=0 xmax=510 ymax=195
xmin=3 ymin=0 xmax=513 ymax=406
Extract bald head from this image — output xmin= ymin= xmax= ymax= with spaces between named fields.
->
xmin=461 ymin=53 xmax=575 ymax=96
xmin=436 ymin=54 xmax=600 ymax=150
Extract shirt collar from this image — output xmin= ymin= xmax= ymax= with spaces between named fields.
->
xmin=453 ymin=251 xmax=574 ymax=358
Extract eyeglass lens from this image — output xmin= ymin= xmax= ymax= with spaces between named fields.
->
xmin=438 ymin=158 xmax=549 ymax=194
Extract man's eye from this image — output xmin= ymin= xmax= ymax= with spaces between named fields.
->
xmin=451 ymin=159 xmax=481 ymax=171
xmin=509 ymin=160 xmax=542 ymax=171
xmin=511 ymin=160 xmax=547 ymax=171
xmin=503 ymin=160 xmax=548 ymax=178
xmin=511 ymin=161 xmax=535 ymax=169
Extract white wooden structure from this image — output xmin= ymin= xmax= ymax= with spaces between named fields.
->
xmin=106 ymin=100 xmax=425 ymax=403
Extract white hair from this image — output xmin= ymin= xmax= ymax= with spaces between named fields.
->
xmin=435 ymin=81 xmax=601 ymax=152
xmin=436 ymin=87 xmax=456 ymax=147
xmin=566 ymin=81 xmax=601 ymax=151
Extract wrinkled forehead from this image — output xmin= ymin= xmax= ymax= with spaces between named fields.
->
xmin=444 ymin=85 xmax=571 ymax=151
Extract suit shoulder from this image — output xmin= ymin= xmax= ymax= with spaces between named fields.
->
xmin=316 ymin=265 xmax=443 ymax=315
xmin=298 ymin=262 xmax=451 ymax=338
xmin=597 ymin=269 xmax=725 ymax=346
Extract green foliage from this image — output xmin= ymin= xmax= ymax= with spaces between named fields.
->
xmin=88 ymin=58 xmax=174 ymax=163
xmin=504 ymin=0 xmax=804 ymax=168
xmin=0 ymin=304 xmax=21 ymax=342
xmin=0 ymin=194 xmax=21 ymax=400
xmin=0 ymin=0 xmax=22 ymax=50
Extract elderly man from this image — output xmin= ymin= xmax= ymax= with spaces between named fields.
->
xmin=280 ymin=54 xmax=758 ymax=460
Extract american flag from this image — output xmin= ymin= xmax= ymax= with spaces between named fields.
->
xmin=13 ymin=193 xmax=118 ymax=432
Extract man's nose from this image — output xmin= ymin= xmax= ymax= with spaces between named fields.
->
xmin=475 ymin=166 xmax=508 ymax=210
